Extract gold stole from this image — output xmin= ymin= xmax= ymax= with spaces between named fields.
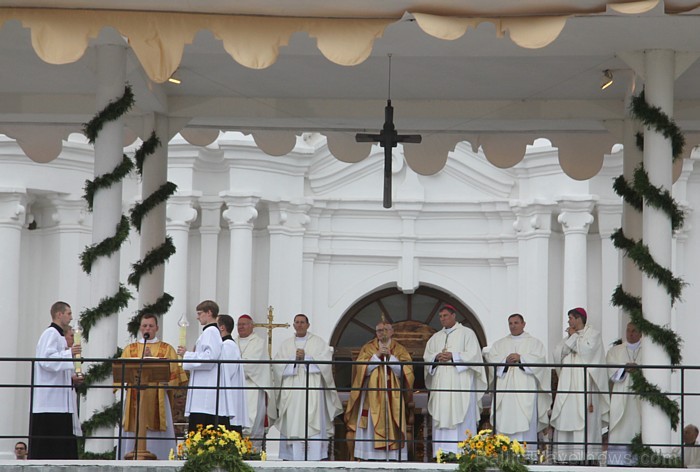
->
xmin=122 ymin=342 xmax=171 ymax=432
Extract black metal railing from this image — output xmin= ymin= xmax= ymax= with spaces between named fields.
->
xmin=6 ymin=356 xmax=696 ymax=464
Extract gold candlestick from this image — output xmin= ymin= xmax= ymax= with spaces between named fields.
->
xmin=73 ymin=325 xmax=83 ymax=378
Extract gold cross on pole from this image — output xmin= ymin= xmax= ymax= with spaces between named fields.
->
xmin=253 ymin=306 xmax=289 ymax=358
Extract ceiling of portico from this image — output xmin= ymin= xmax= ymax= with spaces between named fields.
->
xmin=1 ymin=1 xmax=700 ymax=178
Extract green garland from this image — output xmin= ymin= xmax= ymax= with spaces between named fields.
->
xmin=133 ymin=131 xmax=161 ymax=174
xmin=632 ymin=166 xmax=685 ymax=230
xmin=80 ymin=215 xmax=131 ymax=274
xmin=631 ymin=434 xmax=682 ymax=468
xmin=631 ymin=91 xmax=685 ymax=160
xmin=611 ymin=285 xmax=682 ymax=365
xmin=611 ymin=229 xmax=684 ymax=305
xmin=78 ymin=284 xmax=132 ymax=342
xmin=83 ymin=86 xmax=134 ymax=143
xmin=126 ymin=131 xmax=177 ymax=339
xmin=84 ymin=155 xmax=134 ymax=210
xmin=81 ymin=400 xmax=123 ymax=438
xmin=629 ymin=370 xmax=680 ymax=430
xmin=611 ymin=90 xmax=686 ymax=452
xmin=75 ymin=348 xmax=123 ymax=396
xmin=612 ymin=175 xmax=643 ymax=213
xmin=130 ymin=182 xmax=178 ymax=232
xmin=79 ymin=85 xmax=134 ymax=449
xmin=127 ymin=236 xmax=176 ymax=289
xmin=128 ymin=293 xmax=174 ymax=336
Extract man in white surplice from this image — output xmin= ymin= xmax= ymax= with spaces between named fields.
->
xmin=424 ymin=304 xmax=487 ymax=456
xmin=217 ymin=314 xmax=248 ymax=433
xmin=606 ymin=322 xmax=642 ymax=466
xmin=273 ymin=314 xmax=343 ymax=460
xmin=235 ymin=314 xmax=276 ymax=449
xmin=550 ymin=307 xmax=609 ymax=465
xmin=485 ymin=313 xmax=550 ymax=454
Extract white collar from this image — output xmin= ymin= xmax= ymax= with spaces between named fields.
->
xmin=139 ymin=337 xmax=159 ymax=344
xmin=627 ymin=340 xmax=641 ymax=350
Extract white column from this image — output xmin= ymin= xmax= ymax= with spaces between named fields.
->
xmin=597 ymin=202 xmax=622 ymax=346
xmin=164 ymin=194 xmax=197 ymax=348
xmin=0 ymin=189 xmax=26 ymax=450
xmin=137 ymin=115 xmax=168 ymax=314
xmin=512 ymin=201 xmax=555 ymax=348
xmin=621 ymin=117 xmax=644 ymax=333
xmin=558 ymin=198 xmax=595 ymax=324
xmin=641 ymin=49 xmax=675 ymax=452
xmin=198 ymin=197 xmax=222 ymax=301
xmin=396 ymin=204 xmax=422 ymax=294
xmin=84 ymin=41 xmax=127 ymax=453
xmin=47 ymin=196 xmax=91 ymax=301
xmin=222 ymin=194 xmax=260 ymax=316
xmin=267 ymin=199 xmax=311 ymax=351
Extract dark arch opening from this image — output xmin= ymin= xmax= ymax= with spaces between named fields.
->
xmin=330 ymin=285 xmax=486 ymax=390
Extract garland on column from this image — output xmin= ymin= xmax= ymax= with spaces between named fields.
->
xmin=77 ymin=85 xmax=135 ymax=459
xmin=126 ymin=131 xmax=178 ymax=336
xmin=611 ymin=90 xmax=685 ymax=433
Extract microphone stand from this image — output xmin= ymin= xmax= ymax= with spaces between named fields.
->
xmin=133 ymin=333 xmax=150 ymax=460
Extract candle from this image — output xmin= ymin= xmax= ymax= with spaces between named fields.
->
xmin=73 ymin=325 xmax=83 ymax=376
xmin=178 ymin=314 xmax=189 ymax=353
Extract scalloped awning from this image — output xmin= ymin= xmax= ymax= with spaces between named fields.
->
xmin=1 ymin=0 xmax=700 ymax=177
xmin=0 ymin=1 xmax=680 ymax=83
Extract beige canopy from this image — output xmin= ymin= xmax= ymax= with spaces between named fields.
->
xmin=1 ymin=0 xmax=699 ymax=177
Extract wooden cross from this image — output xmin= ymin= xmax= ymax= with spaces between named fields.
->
xmin=356 ymin=99 xmax=421 ymax=208
xmin=253 ymin=306 xmax=290 ymax=358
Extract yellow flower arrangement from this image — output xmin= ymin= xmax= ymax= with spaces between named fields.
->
xmin=437 ymin=429 xmax=528 ymax=472
xmin=170 ymin=424 xmax=263 ymax=472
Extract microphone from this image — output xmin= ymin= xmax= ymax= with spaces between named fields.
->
xmin=143 ymin=332 xmax=151 ymax=341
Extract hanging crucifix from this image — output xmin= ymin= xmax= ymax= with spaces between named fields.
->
xmin=356 ymin=55 xmax=421 ymax=209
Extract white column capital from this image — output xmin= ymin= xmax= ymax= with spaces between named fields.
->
xmin=511 ymin=200 xmax=556 ymax=236
xmin=167 ymin=195 xmax=198 ymax=228
xmin=0 ymin=189 xmax=28 ymax=227
xmin=198 ymin=197 xmax=223 ymax=234
xmin=596 ymin=201 xmax=622 ymax=238
xmin=222 ymin=195 xmax=260 ymax=230
xmin=268 ymin=199 xmax=312 ymax=233
xmin=47 ymin=196 xmax=89 ymax=228
xmin=557 ymin=197 xmax=596 ymax=234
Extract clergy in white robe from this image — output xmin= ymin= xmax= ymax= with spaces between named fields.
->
xmin=217 ymin=314 xmax=248 ymax=433
xmin=273 ymin=314 xmax=343 ymax=461
xmin=424 ymin=304 xmax=487 ymax=456
xmin=178 ymin=300 xmax=227 ymax=432
xmin=484 ymin=314 xmax=550 ymax=453
xmin=605 ymin=322 xmax=642 ymax=466
xmin=235 ymin=314 xmax=276 ymax=448
xmin=29 ymin=301 xmax=80 ymax=459
xmin=550 ymin=307 xmax=609 ymax=464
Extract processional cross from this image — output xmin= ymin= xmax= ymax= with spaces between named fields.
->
xmin=253 ymin=306 xmax=289 ymax=358
xmin=356 ymin=55 xmax=421 ymax=209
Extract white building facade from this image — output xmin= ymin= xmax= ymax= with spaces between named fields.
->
xmin=2 ymin=131 xmax=699 ymax=456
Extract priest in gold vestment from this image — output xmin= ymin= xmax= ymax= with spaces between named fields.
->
xmin=345 ymin=321 xmax=414 ymax=461
xmin=118 ymin=313 xmax=188 ymax=459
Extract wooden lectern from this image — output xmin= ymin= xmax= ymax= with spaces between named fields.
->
xmin=113 ymin=360 xmax=171 ymax=460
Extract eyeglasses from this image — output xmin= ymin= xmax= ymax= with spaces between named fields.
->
xmin=15 ymin=447 xmax=26 ymax=450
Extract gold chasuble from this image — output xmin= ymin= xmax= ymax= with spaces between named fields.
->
xmin=120 ymin=341 xmax=188 ymax=432
xmin=344 ymin=339 xmax=414 ymax=450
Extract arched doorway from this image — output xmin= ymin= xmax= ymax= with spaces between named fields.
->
xmin=330 ymin=285 xmax=486 ymax=390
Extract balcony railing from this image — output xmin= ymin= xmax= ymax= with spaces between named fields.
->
xmin=6 ymin=356 xmax=696 ymax=464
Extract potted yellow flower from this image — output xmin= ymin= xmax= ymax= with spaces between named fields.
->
xmin=170 ymin=424 xmax=261 ymax=472
xmin=436 ymin=429 xmax=528 ymax=472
